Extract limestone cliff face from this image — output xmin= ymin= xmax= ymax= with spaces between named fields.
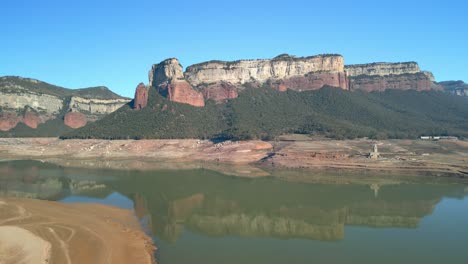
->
xmin=145 ymin=54 xmax=348 ymax=106
xmin=345 ymin=62 xmax=439 ymax=92
xmin=68 ymin=96 xmax=129 ymax=117
xmin=348 ymin=72 xmax=435 ymax=92
xmin=0 ymin=91 xmax=63 ymax=114
xmin=185 ymin=54 xmax=345 ymax=86
xmin=345 ymin=62 xmax=420 ymax=77
xmin=148 ymin=59 xmax=205 ymax=107
xmin=149 ymin=58 xmax=185 ymax=87
xmin=271 ymin=72 xmax=348 ymax=92
xmin=0 ymin=76 xmax=130 ymax=131
xmin=438 ymin=80 xmax=468 ymax=97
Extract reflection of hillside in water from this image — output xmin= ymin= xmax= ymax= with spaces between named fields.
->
xmin=0 ymin=161 xmax=111 ymax=200
xmin=112 ymin=170 xmax=466 ymax=243
xmin=1 ymin=161 xmax=466 ymax=243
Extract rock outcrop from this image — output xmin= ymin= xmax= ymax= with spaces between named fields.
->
xmin=22 ymin=110 xmax=41 ymax=129
xmin=348 ymin=72 xmax=435 ymax=92
xmin=148 ymin=59 xmax=205 ymax=107
xmin=345 ymin=62 xmax=439 ymax=92
xmin=271 ymin=72 xmax=349 ymax=92
xmin=68 ymin=97 xmax=129 ymax=116
xmin=438 ymin=80 xmax=468 ymax=97
xmin=0 ymin=76 xmax=130 ymax=132
xmin=198 ymin=82 xmax=239 ymax=103
xmin=345 ymin=62 xmax=420 ymax=77
xmin=145 ymin=54 xmax=349 ymax=107
xmin=64 ymin=112 xmax=87 ymax=129
xmin=185 ymin=54 xmax=345 ymax=86
xmin=165 ymin=80 xmax=205 ymax=107
xmin=0 ymin=112 xmax=20 ymax=131
xmin=133 ymin=83 xmax=149 ymax=110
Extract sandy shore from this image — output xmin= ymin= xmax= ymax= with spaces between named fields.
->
xmin=0 ymin=198 xmax=155 ymax=264
xmin=0 ymin=137 xmax=467 ymax=177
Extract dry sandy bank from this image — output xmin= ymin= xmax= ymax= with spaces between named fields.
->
xmin=0 ymin=198 xmax=155 ymax=264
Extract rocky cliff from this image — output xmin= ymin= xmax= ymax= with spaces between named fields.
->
xmin=0 ymin=76 xmax=130 ymax=132
xmin=141 ymin=54 xmax=449 ymax=108
xmin=345 ymin=62 xmax=420 ymax=77
xmin=438 ymin=80 xmax=468 ymax=97
xmin=143 ymin=54 xmax=348 ymax=107
xmin=149 ymin=59 xmax=205 ymax=107
xmin=185 ymin=54 xmax=345 ymax=86
xmin=345 ymin=62 xmax=440 ymax=92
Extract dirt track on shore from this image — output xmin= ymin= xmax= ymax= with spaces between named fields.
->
xmin=0 ymin=198 xmax=155 ymax=264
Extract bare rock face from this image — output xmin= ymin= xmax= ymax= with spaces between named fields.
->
xmin=272 ymin=72 xmax=348 ymax=91
xmin=348 ymin=72 xmax=434 ymax=92
xmin=0 ymin=112 xmax=20 ymax=131
xmin=149 ymin=59 xmax=205 ymax=107
xmin=345 ymin=62 xmax=420 ymax=77
xmin=133 ymin=83 xmax=149 ymax=110
xmin=64 ymin=112 xmax=87 ymax=129
xmin=149 ymin=58 xmax=185 ymax=87
xmin=185 ymin=54 xmax=345 ymax=87
xmin=346 ymin=62 xmax=440 ymax=92
xmin=22 ymin=110 xmax=42 ymax=129
xmin=199 ymin=82 xmax=239 ymax=103
xmin=165 ymin=80 xmax=205 ymax=107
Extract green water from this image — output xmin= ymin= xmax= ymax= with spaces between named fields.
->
xmin=1 ymin=160 xmax=468 ymax=264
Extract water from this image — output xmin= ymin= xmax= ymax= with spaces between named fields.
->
xmin=1 ymin=160 xmax=468 ymax=264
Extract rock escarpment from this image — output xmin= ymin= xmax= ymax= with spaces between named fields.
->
xmin=149 ymin=59 xmax=205 ymax=107
xmin=143 ymin=54 xmax=349 ymax=107
xmin=345 ymin=62 xmax=440 ymax=92
xmin=133 ymin=83 xmax=149 ymax=110
xmin=0 ymin=76 xmax=130 ymax=131
xmin=141 ymin=54 xmax=448 ymax=108
xmin=185 ymin=54 xmax=346 ymax=86
xmin=438 ymin=80 xmax=468 ymax=97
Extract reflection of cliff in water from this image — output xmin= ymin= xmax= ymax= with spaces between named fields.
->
xmin=2 ymin=161 xmax=467 ymax=243
xmin=109 ymin=169 xmax=467 ymax=242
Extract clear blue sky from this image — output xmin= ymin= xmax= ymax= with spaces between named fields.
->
xmin=1 ymin=0 xmax=467 ymax=97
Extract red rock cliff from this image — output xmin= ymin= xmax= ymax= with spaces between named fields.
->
xmin=133 ymin=83 xmax=149 ymax=110
xmin=0 ymin=112 xmax=20 ymax=131
xmin=22 ymin=110 xmax=42 ymax=129
xmin=149 ymin=59 xmax=205 ymax=107
xmin=64 ymin=112 xmax=87 ymax=129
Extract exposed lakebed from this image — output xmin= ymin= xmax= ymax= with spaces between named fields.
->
xmin=1 ymin=160 xmax=468 ymax=264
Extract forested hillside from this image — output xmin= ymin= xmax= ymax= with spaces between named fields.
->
xmin=62 ymin=86 xmax=468 ymax=140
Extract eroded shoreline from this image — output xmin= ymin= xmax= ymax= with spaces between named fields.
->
xmin=0 ymin=137 xmax=467 ymax=178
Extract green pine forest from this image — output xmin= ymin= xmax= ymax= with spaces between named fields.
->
xmin=60 ymin=86 xmax=468 ymax=140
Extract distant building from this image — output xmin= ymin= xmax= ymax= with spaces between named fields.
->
xmin=420 ymin=136 xmax=458 ymax=140
xmin=369 ymin=144 xmax=380 ymax=159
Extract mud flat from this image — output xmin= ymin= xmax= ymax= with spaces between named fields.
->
xmin=0 ymin=137 xmax=467 ymax=178
xmin=0 ymin=198 xmax=156 ymax=264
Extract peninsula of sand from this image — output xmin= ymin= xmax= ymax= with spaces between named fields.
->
xmin=0 ymin=198 xmax=156 ymax=264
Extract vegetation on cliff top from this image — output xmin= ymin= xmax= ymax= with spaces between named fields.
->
xmin=0 ymin=76 xmax=128 ymax=100
xmin=62 ymin=86 xmax=468 ymax=140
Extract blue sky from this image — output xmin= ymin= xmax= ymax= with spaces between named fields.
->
xmin=1 ymin=0 xmax=467 ymax=97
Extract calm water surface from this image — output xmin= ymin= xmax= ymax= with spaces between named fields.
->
xmin=1 ymin=160 xmax=467 ymax=264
